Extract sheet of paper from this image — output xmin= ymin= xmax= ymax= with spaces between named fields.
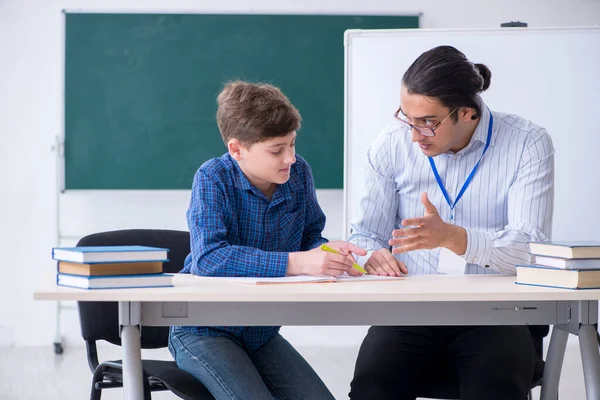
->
xmin=195 ymin=275 xmax=335 ymax=285
xmin=195 ymin=274 xmax=404 ymax=285
xmin=438 ymin=248 xmax=466 ymax=275
xmin=335 ymin=274 xmax=404 ymax=282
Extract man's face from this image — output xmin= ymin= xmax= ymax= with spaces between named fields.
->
xmin=398 ymin=85 xmax=470 ymax=156
xmin=235 ymin=131 xmax=297 ymax=193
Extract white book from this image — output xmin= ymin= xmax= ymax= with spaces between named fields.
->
xmin=57 ymin=273 xmax=173 ymax=289
xmin=52 ymin=245 xmax=169 ymax=263
xmin=516 ymin=265 xmax=600 ymax=290
xmin=534 ymin=256 xmax=600 ymax=270
xmin=529 ymin=241 xmax=600 ymax=259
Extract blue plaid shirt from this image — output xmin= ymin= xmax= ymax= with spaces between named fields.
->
xmin=179 ymin=153 xmax=327 ymax=352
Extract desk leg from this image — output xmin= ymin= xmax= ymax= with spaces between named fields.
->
xmin=119 ymin=301 xmax=144 ymax=400
xmin=580 ymin=324 xmax=600 ymax=400
xmin=541 ymin=327 xmax=568 ymax=400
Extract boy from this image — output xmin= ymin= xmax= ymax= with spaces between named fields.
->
xmin=169 ymin=81 xmax=365 ymax=399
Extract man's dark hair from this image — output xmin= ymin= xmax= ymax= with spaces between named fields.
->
xmin=402 ymin=45 xmax=491 ymax=120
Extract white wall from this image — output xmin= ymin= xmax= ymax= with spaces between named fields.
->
xmin=1 ymin=0 xmax=598 ymax=347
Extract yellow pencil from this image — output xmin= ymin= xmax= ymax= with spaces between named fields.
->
xmin=320 ymin=244 xmax=368 ymax=274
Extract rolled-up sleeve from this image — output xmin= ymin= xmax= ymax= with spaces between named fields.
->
xmin=462 ymin=129 xmax=555 ymax=274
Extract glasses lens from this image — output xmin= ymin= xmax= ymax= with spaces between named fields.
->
xmin=414 ymin=126 xmax=435 ymax=137
xmin=395 ymin=113 xmax=435 ymax=137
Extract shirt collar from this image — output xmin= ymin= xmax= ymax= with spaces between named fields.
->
xmin=471 ymin=97 xmax=493 ymax=146
xmin=271 ymin=164 xmax=303 ymax=206
xmin=227 ymin=154 xmax=254 ymax=191
xmin=452 ymin=97 xmax=495 ymax=156
xmin=277 ymin=165 xmax=303 ymax=199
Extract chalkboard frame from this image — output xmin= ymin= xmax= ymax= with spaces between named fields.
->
xmin=62 ymin=11 xmax=419 ymax=190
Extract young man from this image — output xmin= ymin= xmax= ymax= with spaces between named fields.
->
xmin=169 ymin=81 xmax=365 ymax=400
xmin=348 ymin=46 xmax=554 ymax=400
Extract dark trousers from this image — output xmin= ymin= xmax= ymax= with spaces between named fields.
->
xmin=350 ymin=325 xmax=537 ymax=400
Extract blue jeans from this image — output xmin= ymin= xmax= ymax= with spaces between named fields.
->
xmin=169 ymin=327 xmax=335 ymax=400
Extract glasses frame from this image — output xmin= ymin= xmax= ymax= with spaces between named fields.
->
xmin=394 ymin=107 xmax=459 ymax=137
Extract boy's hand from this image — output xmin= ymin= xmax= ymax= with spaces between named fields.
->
xmin=365 ymin=248 xmax=408 ymax=276
xmin=287 ymin=241 xmax=366 ymax=277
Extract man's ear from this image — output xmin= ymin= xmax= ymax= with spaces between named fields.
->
xmin=227 ymin=139 xmax=244 ymax=161
xmin=459 ymin=107 xmax=477 ymax=122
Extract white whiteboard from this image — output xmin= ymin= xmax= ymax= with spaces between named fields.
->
xmin=343 ymin=26 xmax=600 ymax=242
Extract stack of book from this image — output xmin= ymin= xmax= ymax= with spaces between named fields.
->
xmin=52 ymin=245 xmax=173 ymax=289
xmin=516 ymin=241 xmax=600 ymax=289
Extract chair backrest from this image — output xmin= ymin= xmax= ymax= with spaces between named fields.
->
xmin=76 ymin=229 xmax=190 ymax=348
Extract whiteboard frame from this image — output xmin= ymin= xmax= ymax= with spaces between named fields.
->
xmin=343 ymin=26 xmax=600 ymax=240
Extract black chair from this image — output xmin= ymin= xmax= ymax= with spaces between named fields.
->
xmin=76 ymin=229 xmax=214 ymax=400
xmin=415 ymin=325 xmax=549 ymax=400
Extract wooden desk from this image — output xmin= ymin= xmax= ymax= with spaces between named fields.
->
xmin=35 ymin=274 xmax=600 ymax=400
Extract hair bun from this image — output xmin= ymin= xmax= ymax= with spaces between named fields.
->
xmin=474 ymin=63 xmax=491 ymax=91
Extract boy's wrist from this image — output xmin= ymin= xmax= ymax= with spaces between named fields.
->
xmin=286 ymin=252 xmax=304 ymax=276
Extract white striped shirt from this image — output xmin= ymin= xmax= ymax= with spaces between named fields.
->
xmin=348 ymin=100 xmax=555 ymax=275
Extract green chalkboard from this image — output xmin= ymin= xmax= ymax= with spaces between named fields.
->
xmin=64 ymin=13 xmax=418 ymax=189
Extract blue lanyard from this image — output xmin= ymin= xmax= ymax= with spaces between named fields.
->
xmin=428 ymin=110 xmax=493 ymax=224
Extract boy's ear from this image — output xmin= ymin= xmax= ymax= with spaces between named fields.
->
xmin=227 ymin=139 xmax=244 ymax=161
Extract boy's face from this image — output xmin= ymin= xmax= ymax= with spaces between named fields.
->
xmin=229 ymin=131 xmax=297 ymax=195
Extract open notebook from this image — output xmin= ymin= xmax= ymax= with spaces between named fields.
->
xmin=195 ymin=274 xmax=404 ymax=285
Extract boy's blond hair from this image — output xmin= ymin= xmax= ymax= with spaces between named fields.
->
xmin=216 ymin=81 xmax=301 ymax=146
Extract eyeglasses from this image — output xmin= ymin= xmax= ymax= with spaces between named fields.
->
xmin=394 ymin=107 xmax=459 ymax=137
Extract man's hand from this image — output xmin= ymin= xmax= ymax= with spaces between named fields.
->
xmin=365 ymin=248 xmax=408 ymax=276
xmin=389 ymin=192 xmax=467 ymax=255
xmin=287 ymin=241 xmax=367 ymax=277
